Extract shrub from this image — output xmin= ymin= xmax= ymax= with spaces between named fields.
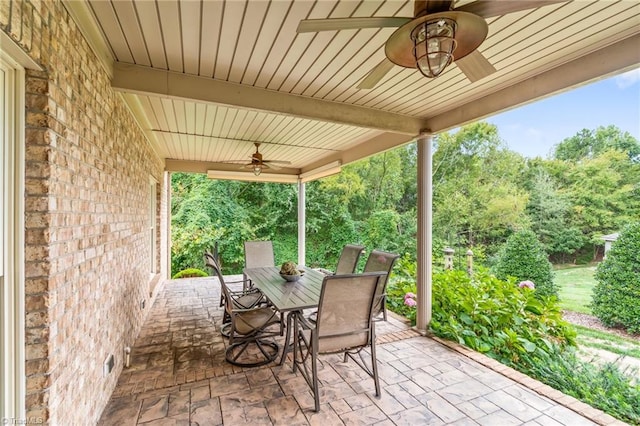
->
xmin=492 ymin=230 xmax=558 ymax=298
xmin=386 ymin=256 xmax=418 ymax=324
xmin=592 ymin=222 xmax=640 ymax=334
xmin=429 ymin=269 xmax=574 ymax=365
xmin=521 ymin=348 xmax=640 ymax=424
xmin=172 ymin=268 xmax=208 ymax=279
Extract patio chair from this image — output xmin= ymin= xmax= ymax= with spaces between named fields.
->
xmin=309 ymin=244 xmax=366 ymax=322
xmin=316 ymin=244 xmax=365 ymax=275
xmin=204 ymin=250 xmax=265 ymax=338
xmin=292 ymin=272 xmax=388 ymax=411
xmin=244 ymin=240 xmax=275 ymax=289
xmin=210 ymin=256 xmax=281 ymax=367
xmin=363 ymin=250 xmax=400 ymax=321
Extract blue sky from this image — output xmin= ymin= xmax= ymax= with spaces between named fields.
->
xmin=485 ymin=68 xmax=640 ymax=159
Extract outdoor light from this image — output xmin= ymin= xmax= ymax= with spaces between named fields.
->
xmin=411 ymin=18 xmax=457 ymax=78
xmin=253 ymin=165 xmax=262 ymax=176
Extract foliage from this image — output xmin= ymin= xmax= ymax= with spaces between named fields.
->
xmin=387 ymin=264 xmax=638 ymax=425
xmin=526 ymin=170 xmax=585 ymax=261
xmin=592 ymin=222 xmax=640 ymax=333
xmin=386 ymin=256 xmax=419 ymax=324
xmin=520 ymin=348 xmax=640 ymax=425
xmin=492 ymin=230 xmax=558 ymax=298
xmin=170 ymin=124 xmax=640 ymax=280
xmin=429 ymin=269 xmax=574 ymax=364
xmin=563 ymin=151 xmax=640 ymax=240
xmin=552 ymin=125 xmax=640 ymax=163
xmin=171 ymin=173 xmax=255 ymax=274
xmin=433 ymin=123 xmax=530 ymax=251
xmin=172 ymin=268 xmax=208 ymax=279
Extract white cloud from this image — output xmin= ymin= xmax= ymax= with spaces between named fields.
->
xmin=614 ymin=68 xmax=640 ymax=89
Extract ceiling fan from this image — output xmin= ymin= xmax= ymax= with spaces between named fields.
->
xmin=297 ymin=0 xmax=565 ymax=89
xmin=218 ymin=143 xmax=292 ymax=176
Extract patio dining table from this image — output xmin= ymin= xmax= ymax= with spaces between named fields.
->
xmin=243 ymin=266 xmax=325 ymax=364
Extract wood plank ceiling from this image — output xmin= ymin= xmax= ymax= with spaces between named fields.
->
xmin=68 ymin=0 xmax=640 ymax=180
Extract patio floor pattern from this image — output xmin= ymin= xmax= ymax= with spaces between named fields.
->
xmin=98 ymin=277 xmax=624 ymax=426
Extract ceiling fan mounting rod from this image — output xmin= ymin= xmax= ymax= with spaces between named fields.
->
xmin=414 ymin=0 xmax=454 ymax=17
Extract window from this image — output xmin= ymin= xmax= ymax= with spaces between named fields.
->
xmin=149 ymin=178 xmax=157 ymax=274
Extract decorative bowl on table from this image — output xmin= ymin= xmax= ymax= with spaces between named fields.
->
xmin=279 ymin=272 xmax=302 ymax=282
xmin=279 ymin=261 xmax=303 ymax=282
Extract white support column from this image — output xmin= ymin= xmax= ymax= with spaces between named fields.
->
xmin=416 ymin=133 xmax=433 ymax=331
xmin=297 ymin=180 xmax=306 ymax=266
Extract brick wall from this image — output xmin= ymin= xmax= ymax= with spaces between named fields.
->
xmin=2 ymin=1 xmax=167 ymax=424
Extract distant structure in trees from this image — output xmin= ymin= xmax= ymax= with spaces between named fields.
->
xmin=601 ymin=233 xmax=619 ymax=259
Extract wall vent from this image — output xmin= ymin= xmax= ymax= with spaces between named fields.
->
xmin=103 ymin=354 xmax=115 ymax=377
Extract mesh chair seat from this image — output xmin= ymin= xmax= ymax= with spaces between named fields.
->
xmin=232 ymin=307 xmax=280 ymax=336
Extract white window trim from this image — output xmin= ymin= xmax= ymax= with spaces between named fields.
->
xmin=149 ymin=177 xmax=158 ymax=276
xmin=1 ymin=49 xmax=27 ymax=422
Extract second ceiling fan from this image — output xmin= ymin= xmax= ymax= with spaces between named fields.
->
xmin=297 ymin=0 xmax=565 ymax=89
xmin=219 ymin=143 xmax=291 ymax=176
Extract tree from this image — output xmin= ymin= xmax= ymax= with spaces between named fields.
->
xmin=592 ymin=222 xmax=640 ymax=333
xmin=525 ymin=170 xmax=584 ymax=262
xmin=492 ymin=230 xmax=557 ymax=298
xmin=432 ymin=122 xmax=530 ymax=250
xmin=171 ymin=174 xmax=255 ymax=274
xmin=562 ymin=151 xmax=640 ymax=240
xmin=543 ymin=143 xmax=640 ymax=260
xmin=552 ymin=125 xmax=640 ymax=163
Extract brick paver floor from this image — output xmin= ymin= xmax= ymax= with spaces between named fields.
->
xmin=98 ymin=277 xmax=624 ymax=425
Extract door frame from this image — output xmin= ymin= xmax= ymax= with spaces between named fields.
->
xmin=0 ymin=30 xmax=36 ymax=422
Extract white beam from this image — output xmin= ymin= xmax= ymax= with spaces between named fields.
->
xmin=111 ymin=63 xmax=426 ymax=135
xmin=416 ymin=134 xmax=433 ymax=331
xmin=300 ymin=132 xmax=417 ymax=173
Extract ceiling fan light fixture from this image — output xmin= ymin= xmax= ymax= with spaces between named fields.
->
xmin=253 ymin=165 xmax=262 ymax=176
xmin=411 ymin=18 xmax=457 ymax=78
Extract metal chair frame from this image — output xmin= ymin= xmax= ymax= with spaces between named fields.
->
xmin=204 ymin=248 xmax=265 ymax=337
xmin=244 ymin=240 xmax=275 ymax=290
xmin=210 ymin=255 xmax=281 ymax=367
xmin=363 ymin=250 xmax=400 ymax=321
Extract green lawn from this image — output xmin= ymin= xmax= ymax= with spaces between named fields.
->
xmin=555 ymin=265 xmax=597 ymax=314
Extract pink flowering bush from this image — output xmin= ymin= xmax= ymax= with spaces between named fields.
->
xmin=404 ymin=292 xmax=417 ymax=307
xmin=519 ymin=280 xmax=535 ymax=290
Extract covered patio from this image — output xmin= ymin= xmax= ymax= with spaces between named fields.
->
xmin=1 ymin=0 xmax=639 ymax=424
xmin=98 ymin=277 xmax=618 ymax=426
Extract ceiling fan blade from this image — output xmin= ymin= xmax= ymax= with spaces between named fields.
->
xmin=297 ymin=17 xmax=411 ymax=33
xmin=455 ymin=0 xmax=566 ymax=19
xmin=217 ymin=160 xmax=252 ymax=164
xmin=357 ymin=58 xmax=395 ymax=90
xmin=264 ymin=160 xmax=292 ymax=165
xmin=455 ymin=50 xmax=496 ymax=83
xmin=263 ymin=163 xmax=283 ymax=170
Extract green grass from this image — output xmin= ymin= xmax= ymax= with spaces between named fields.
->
xmin=554 ymin=265 xmax=597 ymax=314
xmin=574 ymin=325 xmax=640 ymax=359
